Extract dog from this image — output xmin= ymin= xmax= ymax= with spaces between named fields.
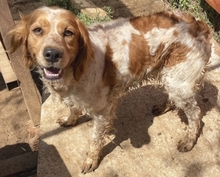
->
xmin=8 ymin=6 xmax=212 ymax=173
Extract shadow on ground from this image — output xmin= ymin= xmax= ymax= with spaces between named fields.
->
xmin=100 ymin=81 xmax=218 ymax=163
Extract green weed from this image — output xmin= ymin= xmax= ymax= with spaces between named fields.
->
xmin=77 ymin=6 xmax=114 ymax=25
xmin=41 ymin=0 xmax=78 ymax=14
xmin=41 ymin=0 xmax=113 ymax=25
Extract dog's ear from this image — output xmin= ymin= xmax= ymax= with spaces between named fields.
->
xmin=72 ymin=18 xmax=94 ymax=81
xmin=8 ymin=14 xmax=29 ymax=53
xmin=7 ymin=15 xmax=33 ymax=67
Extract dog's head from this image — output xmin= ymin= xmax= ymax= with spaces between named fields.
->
xmin=8 ymin=6 xmax=94 ymax=82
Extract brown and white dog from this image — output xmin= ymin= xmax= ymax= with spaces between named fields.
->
xmin=8 ymin=6 xmax=212 ymax=173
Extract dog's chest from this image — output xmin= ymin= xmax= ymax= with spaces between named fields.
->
xmin=55 ymin=83 xmax=109 ymax=112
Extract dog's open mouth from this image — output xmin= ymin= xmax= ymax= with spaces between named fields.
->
xmin=42 ymin=67 xmax=63 ymax=80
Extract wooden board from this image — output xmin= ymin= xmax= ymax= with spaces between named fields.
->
xmin=0 ymin=40 xmax=18 ymax=90
xmin=0 ymin=0 xmax=41 ymax=126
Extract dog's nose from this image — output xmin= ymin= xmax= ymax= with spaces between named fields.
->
xmin=43 ymin=48 xmax=62 ymax=63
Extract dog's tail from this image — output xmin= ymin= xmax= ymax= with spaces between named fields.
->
xmin=173 ymin=10 xmax=213 ymax=42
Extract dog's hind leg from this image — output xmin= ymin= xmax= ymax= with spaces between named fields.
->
xmin=165 ymin=84 xmax=202 ymax=152
xmin=177 ymin=97 xmax=202 ymax=152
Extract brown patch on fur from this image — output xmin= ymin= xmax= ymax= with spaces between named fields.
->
xmin=173 ymin=30 xmax=179 ymax=37
xmin=130 ymin=11 xmax=212 ymax=44
xmin=176 ymin=12 xmax=212 ymax=64
xmin=129 ymin=34 xmax=190 ymax=76
xmin=27 ymin=17 xmax=51 ymax=67
xmin=8 ymin=9 xmax=49 ymax=67
xmin=158 ymin=42 xmax=191 ymax=67
xmin=71 ymin=18 xmax=94 ymax=82
xmin=122 ymin=40 xmax=127 ymax=46
xmin=102 ymin=44 xmax=117 ymax=89
xmin=130 ymin=11 xmax=180 ymax=33
xmin=129 ymin=34 xmax=152 ymax=76
xmin=8 ymin=15 xmax=31 ymax=66
xmin=26 ymin=10 xmax=48 ymax=28
xmin=176 ymin=12 xmax=212 ymax=41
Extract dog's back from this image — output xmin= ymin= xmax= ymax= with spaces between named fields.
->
xmin=88 ymin=11 xmax=212 ymax=90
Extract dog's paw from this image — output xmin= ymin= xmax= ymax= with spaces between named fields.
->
xmin=177 ymin=137 xmax=195 ymax=152
xmin=81 ymin=156 xmax=99 ymax=174
xmin=56 ymin=117 xmax=77 ymax=127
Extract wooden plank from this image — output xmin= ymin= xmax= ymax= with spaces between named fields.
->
xmin=0 ymin=40 xmax=16 ymax=83
xmin=0 ymin=39 xmax=18 ymax=90
xmin=0 ymin=152 xmax=38 ymax=176
xmin=0 ymin=0 xmax=41 ymax=126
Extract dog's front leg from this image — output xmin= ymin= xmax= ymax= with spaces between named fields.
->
xmin=56 ymin=106 xmax=82 ymax=127
xmin=81 ymin=112 xmax=113 ymax=174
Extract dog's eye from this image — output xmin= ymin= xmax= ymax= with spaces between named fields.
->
xmin=33 ymin=28 xmax=43 ymax=35
xmin=63 ymin=30 xmax=74 ymax=37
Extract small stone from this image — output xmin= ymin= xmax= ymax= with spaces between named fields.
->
xmin=81 ymin=8 xmax=108 ymax=19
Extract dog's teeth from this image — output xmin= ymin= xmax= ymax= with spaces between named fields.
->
xmin=43 ymin=68 xmax=61 ymax=77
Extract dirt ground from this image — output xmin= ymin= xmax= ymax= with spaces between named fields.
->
xmin=0 ymin=0 xmax=220 ymax=176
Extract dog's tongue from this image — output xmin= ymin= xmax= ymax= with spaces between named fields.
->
xmin=46 ymin=67 xmax=60 ymax=74
xmin=43 ymin=67 xmax=62 ymax=80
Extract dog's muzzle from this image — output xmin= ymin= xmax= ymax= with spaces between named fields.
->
xmin=42 ymin=47 xmax=63 ymax=80
xmin=43 ymin=47 xmax=62 ymax=63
